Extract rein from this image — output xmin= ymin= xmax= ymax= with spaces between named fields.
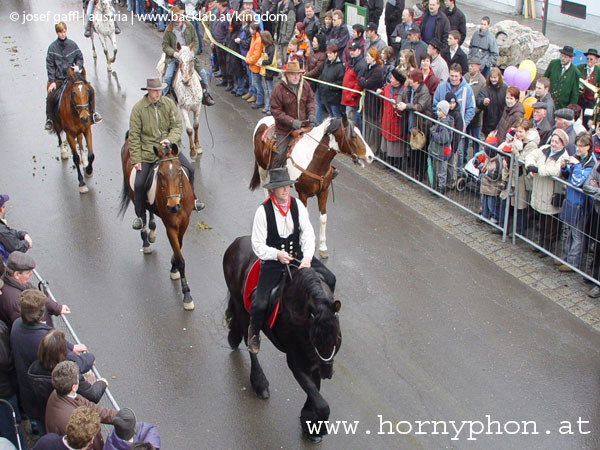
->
xmin=157 ymin=156 xmax=183 ymax=200
xmin=71 ymin=80 xmax=90 ymax=111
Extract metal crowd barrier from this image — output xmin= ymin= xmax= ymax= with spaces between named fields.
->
xmin=358 ymin=89 xmax=600 ymax=288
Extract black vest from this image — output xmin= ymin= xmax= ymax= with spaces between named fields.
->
xmin=263 ymin=198 xmax=303 ymax=260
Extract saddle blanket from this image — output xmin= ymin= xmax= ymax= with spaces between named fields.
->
xmin=243 ymin=259 xmax=280 ymax=329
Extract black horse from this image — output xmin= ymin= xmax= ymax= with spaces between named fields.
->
xmin=223 ymin=236 xmax=342 ymax=442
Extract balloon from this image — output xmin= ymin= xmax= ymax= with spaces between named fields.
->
xmin=515 ymin=68 xmax=533 ymax=91
xmin=522 ymin=96 xmax=537 ymax=119
xmin=518 ymin=59 xmax=537 ymax=83
xmin=503 ymin=65 xmax=518 ymax=86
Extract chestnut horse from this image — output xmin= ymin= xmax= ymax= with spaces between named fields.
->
xmin=250 ymin=117 xmax=374 ymax=258
xmin=119 ymin=135 xmax=195 ymax=310
xmin=50 ymin=67 xmax=95 ymax=193
xmin=224 ymin=235 xmax=342 ymax=442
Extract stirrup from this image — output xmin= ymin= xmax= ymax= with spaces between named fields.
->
xmin=92 ymin=112 xmax=102 ymax=124
xmin=194 ymin=200 xmax=205 ymax=211
xmin=247 ymin=325 xmax=260 ymax=354
xmin=132 ymin=217 xmax=143 ymax=230
xmin=44 ymin=119 xmax=53 ymax=131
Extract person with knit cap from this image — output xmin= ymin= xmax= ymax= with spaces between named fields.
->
xmin=428 ymin=100 xmax=454 ymax=193
xmin=524 ymin=128 xmax=571 ymax=256
xmin=103 ymin=408 xmax=161 ymax=450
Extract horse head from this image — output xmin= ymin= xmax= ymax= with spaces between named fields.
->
xmin=154 ymin=142 xmax=184 ymax=213
xmin=287 ymin=268 xmax=342 ymax=379
xmin=67 ymin=67 xmax=91 ymax=123
xmin=176 ymin=44 xmax=195 ymax=86
xmin=97 ymin=0 xmax=112 ymax=13
xmin=328 ymin=117 xmax=374 ymax=167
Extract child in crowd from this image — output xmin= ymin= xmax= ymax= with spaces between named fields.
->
xmin=428 ymin=100 xmax=454 ymax=193
xmin=474 ymin=138 xmax=502 ymax=223
xmin=286 ymin=38 xmax=305 ymax=68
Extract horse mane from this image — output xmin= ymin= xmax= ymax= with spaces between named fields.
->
xmin=283 ymin=268 xmax=333 ymax=326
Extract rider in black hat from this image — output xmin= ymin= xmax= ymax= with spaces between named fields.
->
xmin=247 ymin=168 xmax=336 ymax=354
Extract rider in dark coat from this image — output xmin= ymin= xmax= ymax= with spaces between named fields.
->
xmin=45 ymin=22 xmax=101 ymax=131
xmin=247 ymin=168 xmax=336 ymax=354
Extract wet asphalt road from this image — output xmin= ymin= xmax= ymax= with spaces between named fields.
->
xmin=1 ymin=1 xmax=600 ymax=449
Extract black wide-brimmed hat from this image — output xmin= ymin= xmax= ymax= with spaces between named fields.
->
xmin=559 ymin=45 xmax=575 ymax=57
xmin=584 ymin=48 xmax=600 ymax=58
xmin=263 ymin=168 xmax=296 ymax=189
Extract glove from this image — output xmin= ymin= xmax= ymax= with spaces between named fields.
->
xmin=308 ymin=114 xmax=317 ymax=126
xmin=292 ymin=119 xmax=302 ymax=130
xmin=526 ymin=165 xmax=538 ymax=174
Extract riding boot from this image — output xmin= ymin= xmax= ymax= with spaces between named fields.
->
xmin=331 ymin=166 xmax=339 ymax=179
xmin=45 ymin=93 xmax=54 ymax=131
xmin=271 ymin=148 xmax=287 ymax=168
xmin=84 ymin=20 xmax=93 ymax=38
xmin=200 ymin=82 xmax=215 ymax=106
xmin=114 ymin=21 xmax=121 ymax=34
xmin=248 ymin=324 xmax=261 ymax=354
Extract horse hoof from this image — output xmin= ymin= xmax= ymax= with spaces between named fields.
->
xmin=305 ymin=434 xmax=322 ymax=444
xmin=256 ymin=388 xmax=270 ymax=400
xmin=189 ymin=153 xmax=197 ymax=162
xmin=60 ymin=152 xmax=69 ymax=160
xmin=183 ymin=300 xmax=195 ymax=311
xmin=319 ymin=249 xmax=329 ymax=259
xmin=148 ymin=230 xmax=156 ymax=243
xmin=78 ymin=185 xmax=88 ymax=194
xmin=142 ymin=245 xmax=153 ymax=255
xmin=196 ymin=146 xmax=203 ymax=155
xmin=170 ymin=270 xmax=180 ymax=280
xmin=85 ymin=170 xmax=93 ymax=178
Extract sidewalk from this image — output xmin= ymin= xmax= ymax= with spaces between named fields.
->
xmin=336 ymin=157 xmax=600 ymax=333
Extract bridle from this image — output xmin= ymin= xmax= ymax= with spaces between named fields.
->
xmin=71 ymin=80 xmax=90 ymax=112
xmin=157 ymin=156 xmax=183 ymax=201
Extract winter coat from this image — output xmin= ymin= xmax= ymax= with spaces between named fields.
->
xmin=391 ymin=22 xmax=412 ymax=50
xmin=432 ymin=78 xmax=475 ymax=129
xmin=583 ymin=163 xmax=600 ymax=214
xmin=365 ymin=0 xmax=383 ymax=25
xmin=128 ymin=95 xmax=182 ymax=165
xmin=10 ymin=318 xmax=95 ymax=420
xmin=239 ymin=25 xmax=252 ymax=57
xmin=162 ymin=21 xmax=199 ymax=68
xmin=104 ymin=423 xmax=161 ymax=450
xmin=46 ymin=38 xmax=84 ymax=83
xmin=262 ymin=44 xmax=277 ymax=80
xmin=327 ymin=25 xmax=350 ymax=57
xmin=45 ymin=391 xmax=116 ymax=450
xmin=343 ymin=37 xmax=365 ymax=66
xmin=0 ymin=274 xmax=62 ymax=330
xmin=559 ymin=153 xmax=597 ymax=225
xmin=464 ymin=72 xmax=487 ymax=127
xmin=305 ymin=48 xmax=326 ymax=91
xmin=531 ymin=116 xmax=552 ymax=146
xmin=441 ymin=46 xmax=468 ymax=75
xmin=423 ymin=69 xmax=439 ymax=98
xmin=428 ymin=116 xmax=454 ymax=160
xmin=245 ymin=32 xmax=264 ymax=74
xmin=0 ymin=220 xmax=29 ymax=260
xmin=341 ymin=56 xmax=367 ymax=107
xmin=444 ymin=6 xmax=467 ymax=45
xmin=543 ymin=59 xmax=581 ymax=110
xmin=304 ymin=16 xmax=320 ymax=41
xmin=400 ymin=82 xmax=433 ymax=118
xmin=358 ymin=63 xmax=384 ymax=92
xmin=365 ymin=36 xmax=386 ymax=55
xmin=226 ymin=28 xmax=245 ymax=78
xmin=0 ymin=321 xmax=16 ymax=400
xmin=380 ymin=83 xmax=404 ymax=141
xmin=480 ymin=155 xmax=502 ymax=196
xmin=27 ymin=360 xmax=107 ymax=423
xmin=274 ymin=1 xmax=296 ymax=45
xmin=430 ymin=54 xmax=449 ymax=83
xmin=419 ymin=10 xmax=450 ymax=50
xmin=212 ymin=9 xmax=231 ymax=44
xmin=319 ymin=57 xmax=344 ymax=105
xmin=525 ymin=144 xmax=570 ymax=215
xmin=271 ymin=78 xmax=315 ymax=135
xmin=468 ymin=29 xmax=498 ymax=72
xmin=384 ymin=0 xmax=404 ymax=34
xmin=447 ymin=107 xmax=464 ymax=153
xmin=499 ymin=129 xmax=540 ymax=208
xmin=495 ymin=102 xmax=525 ymax=143
xmin=477 ymin=82 xmax=507 ymax=136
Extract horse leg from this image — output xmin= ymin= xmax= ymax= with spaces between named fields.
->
xmin=287 ymin=358 xmax=330 ymax=441
xmin=249 ymin=352 xmax=270 ymax=399
xmin=166 ymin=227 xmax=193 ymax=310
xmin=67 ymin=134 xmax=88 ymax=193
xmin=111 ymin=32 xmax=118 ymax=63
xmin=83 ymin=128 xmax=94 ymax=177
xmin=193 ymin=108 xmax=202 ymax=155
xmin=316 ymin=189 xmax=329 ymax=259
xmin=148 ymin=212 xmax=156 ymax=243
xmin=140 ymin=222 xmax=152 ymax=254
xmin=101 ymin=35 xmax=111 ymax=72
xmin=181 ymin=107 xmax=196 ymax=161
xmin=57 ymin=133 xmax=69 ymax=160
xmin=90 ymin=32 xmax=97 ymax=60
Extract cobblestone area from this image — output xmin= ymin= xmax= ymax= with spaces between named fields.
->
xmin=337 ymin=157 xmax=600 ymax=333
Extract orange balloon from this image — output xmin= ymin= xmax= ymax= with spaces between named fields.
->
xmin=522 ymin=96 xmax=536 ymax=119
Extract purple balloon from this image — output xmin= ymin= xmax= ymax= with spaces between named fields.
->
xmin=503 ymin=65 xmax=518 ymax=86
xmin=515 ymin=68 xmax=533 ymax=91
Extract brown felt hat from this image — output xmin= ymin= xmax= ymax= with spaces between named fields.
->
xmin=283 ymin=60 xmax=305 ymax=74
xmin=141 ymin=78 xmax=167 ymax=91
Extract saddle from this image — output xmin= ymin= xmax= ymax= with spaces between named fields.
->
xmin=128 ymin=163 xmax=191 ymax=206
xmin=243 ymin=259 xmax=282 ymax=329
xmin=261 ymin=124 xmax=313 ymax=165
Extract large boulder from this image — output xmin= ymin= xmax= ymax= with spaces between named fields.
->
xmin=490 ymin=20 xmax=549 ymax=68
xmin=535 ymin=44 xmax=561 ymax=77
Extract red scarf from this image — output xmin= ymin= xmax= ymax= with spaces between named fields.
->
xmin=270 ymin=195 xmax=290 ymax=216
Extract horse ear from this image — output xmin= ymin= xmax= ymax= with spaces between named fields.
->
xmin=153 ymin=146 xmax=161 ymax=157
xmin=341 ymin=115 xmax=348 ymax=128
xmin=177 ymin=43 xmax=182 ymax=52
xmin=333 ymin=300 xmax=341 ymax=313
xmin=171 ymin=143 xmax=180 ymax=156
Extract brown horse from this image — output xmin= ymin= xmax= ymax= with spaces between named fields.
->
xmin=250 ymin=116 xmax=374 ymax=258
xmin=119 ymin=135 xmax=195 ymax=310
xmin=50 ymin=67 xmax=96 ymax=193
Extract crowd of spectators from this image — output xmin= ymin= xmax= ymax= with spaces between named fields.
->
xmin=0 ymin=206 xmax=160 ymax=449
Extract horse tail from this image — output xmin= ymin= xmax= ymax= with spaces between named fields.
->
xmin=118 ymin=175 xmax=130 ymax=219
xmin=225 ymin=290 xmax=243 ymax=350
xmin=249 ymin=161 xmax=261 ymax=191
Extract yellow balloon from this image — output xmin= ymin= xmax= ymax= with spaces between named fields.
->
xmin=522 ymin=96 xmax=537 ymax=119
xmin=519 ymin=60 xmax=537 ymax=84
